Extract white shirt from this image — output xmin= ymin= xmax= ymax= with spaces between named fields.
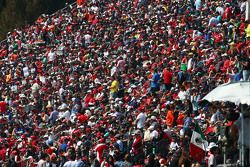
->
xmin=178 ymin=90 xmax=187 ymax=101
xmin=240 ymin=2 xmax=246 ymax=13
xmin=187 ymin=58 xmax=193 ymax=71
xmin=84 ymin=34 xmax=91 ymax=44
xmin=208 ymin=153 xmax=216 ymax=167
xmin=210 ymin=113 xmax=217 ymax=123
xmin=194 ymin=0 xmax=202 ymax=10
xmin=150 ymin=130 xmax=159 ymax=140
xmin=48 ymin=51 xmax=55 ymax=62
xmin=195 ymin=113 xmax=206 ymax=120
xmin=136 ymin=112 xmax=146 ymax=129
xmin=216 ymin=6 xmax=224 ymax=15
xmin=208 ymin=17 xmax=219 ymax=26
xmin=31 ymin=83 xmax=41 ymax=93
xmin=111 ymin=66 xmax=117 ymax=76
xmin=62 ymin=110 xmax=71 ymax=121
xmin=23 ymin=67 xmax=29 ymax=77
xmin=117 ymin=59 xmax=126 ymax=72
xmin=144 ymin=130 xmax=151 ymax=142
xmin=169 ymin=141 xmax=179 ymax=151
xmin=37 ymin=159 xmax=47 ymax=167
xmin=63 ymin=160 xmax=77 ymax=167
xmin=59 ymin=87 xmax=66 ymax=96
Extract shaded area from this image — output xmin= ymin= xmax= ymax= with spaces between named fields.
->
xmin=0 ymin=0 xmax=74 ymax=40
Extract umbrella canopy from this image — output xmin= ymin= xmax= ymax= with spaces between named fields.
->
xmin=203 ymin=81 xmax=250 ymax=105
xmin=204 ymin=81 xmax=250 ymax=167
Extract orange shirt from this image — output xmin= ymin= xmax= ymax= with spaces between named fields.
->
xmin=10 ymin=53 xmax=18 ymax=61
xmin=176 ymin=113 xmax=185 ymax=126
xmin=166 ymin=110 xmax=174 ymax=127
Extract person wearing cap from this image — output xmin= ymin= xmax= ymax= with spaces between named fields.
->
xmin=148 ymin=125 xmax=158 ymax=141
xmin=0 ymin=0 xmax=249 ymax=165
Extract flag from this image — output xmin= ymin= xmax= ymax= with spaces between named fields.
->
xmin=94 ymin=143 xmax=108 ymax=163
xmin=190 ymin=122 xmax=208 ymax=163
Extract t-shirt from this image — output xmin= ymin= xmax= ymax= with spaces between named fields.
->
xmin=166 ymin=110 xmax=174 ymax=127
xmin=63 ymin=160 xmax=77 ymax=167
xmin=163 ymin=69 xmax=173 ymax=84
xmin=209 ymin=17 xmax=219 ymax=26
xmin=208 ymin=153 xmax=216 ymax=167
xmin=194 ymin=0 xmax=201 ymax=10
xmin=111 ymin=66 xmax=117 ymax=76
xmin=216 ymin=6 xmax=224 ymax=15
xmin=117 ymin=59 xmax=126 ymax=72
xmin=37 ymin=159 xmax=46 ymax=167
xmin=23 ymin=67 xmax=29 ymax=77
xmin=151 ymin=73 xmax=160 ymax=88
xmin=150 ymin=130 xmax=159 ymax=140
xmin=48 ymin=51 xmax=55 ymax=62
xmin=0 ymin=101 xmax=7 ymax=113
xmin=136 ymin=112 xmax=146 ymax=129
xmin=75 ymin=160 xmax=86 ymax=167
xmin=110 ymin=80 xmax=119 ymax=93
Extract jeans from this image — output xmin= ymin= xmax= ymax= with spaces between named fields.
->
xmin=243 ymin=70 xmax=250 ymax=81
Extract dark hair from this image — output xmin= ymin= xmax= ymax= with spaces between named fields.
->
xmin=68 ymin=149 xmax=76 ymax=160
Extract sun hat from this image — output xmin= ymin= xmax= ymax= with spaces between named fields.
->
xmin=206 ymin=142 xmax=218 ymax=151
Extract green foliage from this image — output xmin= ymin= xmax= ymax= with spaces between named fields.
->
xmin=0 ymin=0 xmax=74 ymax=41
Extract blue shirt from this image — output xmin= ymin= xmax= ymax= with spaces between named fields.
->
xmin=49 ymin=110 xmax=59 ymax=124
xmin=209 ymin=17 xmax=219 ymax=26
xmin=151 ymin=73 xmax=161 ymax=88
xmin=59 ymin=143 xmax=67 ymax=152
xmin=183 ymin=117 xmax=192 ymax=131
xmin=76 ymin=160 xmax=86 ymax=167
xmin=195 ymin=0 xmax=202 ymax=10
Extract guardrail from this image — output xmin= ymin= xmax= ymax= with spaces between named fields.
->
xmin=0 ymin=39 xmax=7 ymax=47
xmin=0 ymin=1 xmax=77 ymax=47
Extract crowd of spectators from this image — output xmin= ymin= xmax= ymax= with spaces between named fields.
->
xmin=0 ymin=0 xmax=250 ymax=166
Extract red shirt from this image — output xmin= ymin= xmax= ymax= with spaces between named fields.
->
xmin=0 ymin=148 xmax=6 ymax=161
xmin=0 ymin=101 xmax=7 ymax=113
xmin=163 ymin=69 xmax=173 ymax=84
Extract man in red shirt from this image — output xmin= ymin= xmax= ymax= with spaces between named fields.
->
xmin=163 ymin=65 xmax=173 ymax=91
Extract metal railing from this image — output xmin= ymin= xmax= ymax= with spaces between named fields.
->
xmin=0 ymin=39 xmax=7 ymax=47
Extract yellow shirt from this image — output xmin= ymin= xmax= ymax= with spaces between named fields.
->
xmin=6 ymin=74 xmax=11 ymax=83
xmin=110 ymin=80 xmax=119 ymax=93
xmin=246 ymin=24 xmax=250 ymax=38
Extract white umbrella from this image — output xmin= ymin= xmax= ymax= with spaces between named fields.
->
xmin=203 ymin=81 xmax=250 ymax=105
xmin=203 ymin=81 xmax=250 ymax=167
